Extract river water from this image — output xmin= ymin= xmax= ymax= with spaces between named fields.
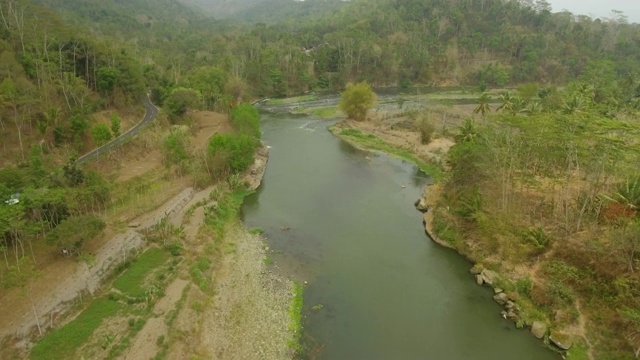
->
xmin=242 ymin=114 xmax=558 ymax=360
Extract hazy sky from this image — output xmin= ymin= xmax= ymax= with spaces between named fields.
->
xmin=546 ymin=0 xmax=640 ymax=23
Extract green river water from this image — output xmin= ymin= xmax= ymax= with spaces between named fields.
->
xmin=242 ymin=114 xmax=558 ymax=360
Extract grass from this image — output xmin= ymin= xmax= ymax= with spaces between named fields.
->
xmin=31 ymin=299 xmax=122 ymax=360
xmin=206 ymin=187 xmax=253 ymax=237
xmin=112 ymin=247 xmax=169 ymax=297
xmin=309 ymin=107 xmax=338 ymax=118
xmin=566 ymin=342 xmax=590 ymax=360
xmin=287 ymin=282 xmax=304 ymax=355
xmin=109 ymin=170 xmax=181 ymax=221
xmin=331 ymin=127 xmax=444 ymax=181
xmin=189 ymin=256 xmax=212 ymax=292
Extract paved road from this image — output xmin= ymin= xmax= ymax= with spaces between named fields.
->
xmin=76 ymin=95 xmax=159 ymax=165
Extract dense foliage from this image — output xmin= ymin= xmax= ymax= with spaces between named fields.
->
xmin=230 ymin=103 xmax=261 ymax=138
xmin=207 ymin=133 xmax=259 ymax=174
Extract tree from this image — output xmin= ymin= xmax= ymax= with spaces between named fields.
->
xmin=110 ymin=113 xmax=121 ymax=137
xmin=187 ymin=66 xmax=227 ymax=110
xmin=163 ymin=87 xmax=201 ymax=120
xmin=339 ymin=82 xmax=377 ymax=121
xmin=474 ymin=93 xmax=491 ymax=116
xmin=96 ymin=67 xmax=119 ymax=94
xmin=230 ymin=104 xmax=260 ymax=138
xmin=91 ymin=123 xmax=112 ymax=145
xmin=208 ymin=134 xmax=259 ymax=174
xmin=46 ymin=215 xmax=105 ymax=254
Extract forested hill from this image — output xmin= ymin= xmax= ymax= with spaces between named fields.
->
xmin=31 ymin=0 xmax=206 ymax=41
xmin=2 ymin=0 xmax=640 ymax=164
xmin=255 ymin=0 xmax=640 ymax=89
xmin=0 ymin=0 xmax=149 ymax=164
xmin=24 ymin=0 xmax=640 ymax=99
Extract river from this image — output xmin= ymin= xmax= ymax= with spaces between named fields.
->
xmin=242 ymin=113 xmax=558 ymax=360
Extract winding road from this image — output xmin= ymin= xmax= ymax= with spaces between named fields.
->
xmin=75 ymin=95 xmax=159 ymax=165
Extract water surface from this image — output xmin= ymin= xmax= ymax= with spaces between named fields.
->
xmin=242 ymin=114 xmax=557 ymax=360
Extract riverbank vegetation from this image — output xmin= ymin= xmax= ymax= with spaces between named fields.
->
xmin=330 ymin=126 xmax=445 ymax=181
xmin=432 ymin=75 xmax=640 ymax=358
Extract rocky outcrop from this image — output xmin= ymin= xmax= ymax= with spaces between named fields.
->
xmin=480 ymin=269 xmax=497 ymax=285
xmin=549 ymin=331 xmax=573 ymax=350
xmin=531 ymin=321 xmax=547 ymax=339
xmin=244 ymin=143 xmax=269 ymax=191
xmin=414 ymin=192 xmax=430 ymax=212
xmin=469 ymin=264 xmax=484 ymax=275
xmin=493 ymin=292 xmax=509 ymax=306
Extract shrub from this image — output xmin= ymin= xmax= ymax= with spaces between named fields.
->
xmin=415 ymin=115 xmax=436 ymax=144
xmin=163 ymin=129 xmax=189 ymax=166
xmin=339 ymin=82 xmax=377 ymax=121
xmin=208 ymin=134 xmax=258 ymax=174
xmin=522 ymin=226 xmax=552 ymax=253
xmin=231 ymin=103 xmax=260 ymax=138
xmin=91 ymin=123 xmax=112 ymax=145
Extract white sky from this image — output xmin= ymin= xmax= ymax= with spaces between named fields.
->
xmin=546 ymin=0 xmax=640 ymax=23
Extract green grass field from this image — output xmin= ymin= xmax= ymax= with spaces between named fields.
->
xmin=31 ymin=299 xmax=122 ymax=360
xmin=112 ymin=247 xmax=169 ymax=297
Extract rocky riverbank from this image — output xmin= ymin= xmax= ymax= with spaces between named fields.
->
xmin=201 ymin=226 xmax=295 ymax=360
xmin=413 ymin=185 xmax=577 ymax=355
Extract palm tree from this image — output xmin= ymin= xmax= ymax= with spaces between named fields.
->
xmin=496 ymin=91 xmax=515 ymax=113
xmin=473 ymin=93 xmax=491 ymax=116
xmin=562 ymin=94 xmax=585 ymax=115
xmin=455 ymin=119 xmax=478 ymax=143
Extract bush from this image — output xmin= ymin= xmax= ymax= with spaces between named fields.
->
xmin=91 ymin=123 xmax=112 ymax=145
xmin=415 ymin=115 xmax=436 ymax=144
xmin=231 ymin=103 xmax=260 ymax=138
xmin=339 ymin=82 xmax=377 ymax=121
xmin=164 ymin=87 xmax=202 ymax=120
xmin=208 ymin=134 xmax=258 ymax=174
xmin=163 ymin=129 xmax=189 ymax=166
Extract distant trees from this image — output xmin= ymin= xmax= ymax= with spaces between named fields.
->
xmin=339 ymin=82 xmax=377 ymax=121
xmin=187 ymin=66 xmax=227 ymax=110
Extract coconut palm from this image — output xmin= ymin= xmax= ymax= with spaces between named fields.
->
xmin=496 ymin=91 xmax=515 ymax=113
xmin=473 ymin=93 xmax=491 ymax=116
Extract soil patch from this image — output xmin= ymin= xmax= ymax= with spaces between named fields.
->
xmin=191 ymin=111 xmax=234 ymax=150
